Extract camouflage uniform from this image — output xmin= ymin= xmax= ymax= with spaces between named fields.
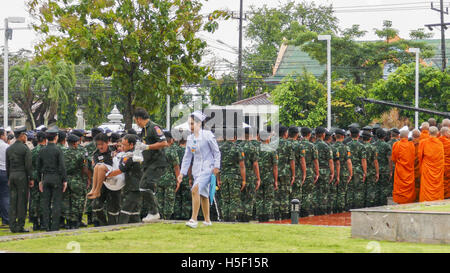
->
xmin=156 ymin=145 xmax=179 ymax=220
xmin=364 ymin=142 xmax=378 ymax=207
xmin=238 ymin=140 xmax=259 ymax=221
xmin=83 ymin=142 xmax=97 ymax=221
xmin=328 ymin=142 xmax=339 ymax=214
xmin=314 ymin=139 xmax=333 ymax=215
xmin=30 ymin=144 xmax=44 ymax=225
xmin=173 ymin=143 xmax=191 ymax=220
xmin=373 ymin=140 xmax=392 ymax=206
xmin=290 ymin=140 xmax=305 ymax=209
xmin=219 ymin=141 xmax=244 ymax=222
xmin=255 ymin=142 xmax=278 ymax=221
xmin=59 ymin=144 xmax=70 ymax=224
xmin=299 ymin=139 xmax=318 ymax=217
xmin=347 ymin=140 xmax=367 ymax=209
xmin=333 ymin=141 xmax=352 ymax=212
xmin=275 ymin=138 xmax=295 ymax=219
xmin=63 ymin=146 xmax=87 ymax=223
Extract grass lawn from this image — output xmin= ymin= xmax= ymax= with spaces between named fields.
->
xmin=400 ymin=203 xmax=450 ymax=212
xmin=0 ymin=222 xmax=449 ymax=253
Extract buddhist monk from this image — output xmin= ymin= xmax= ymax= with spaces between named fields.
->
xmin=428 ymin=118 xmax=437 ymax=128
xmin=411 ymin=129 xmax=421 ymax=201
xmin=438 ymin=127 xmax=450 ymax=199
xmin=442 ymin=119 xmax=450 ymax=128
xmin=418 ymin=126 xmax=445 ymax=202
xmin=419 ymin=122 xmax=430 ymax=142
xmin=391 ymin=129 xmax=416 ymax=204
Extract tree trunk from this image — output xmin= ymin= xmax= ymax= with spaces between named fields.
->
xmin=124 ymin=91 xmax=134 ymax=130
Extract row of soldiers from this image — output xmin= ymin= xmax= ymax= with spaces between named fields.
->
xmin=212 ymin=124 xmax=397 ymax=222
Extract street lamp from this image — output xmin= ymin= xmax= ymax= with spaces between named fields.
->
xmin=3 ymin=16 xmax=25 ymax=129
xmin=318 ymin=35 xmax=332 ymax=130
xmin=409 ymin=48 xmax=420 ymax=129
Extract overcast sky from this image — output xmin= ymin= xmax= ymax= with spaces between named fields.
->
xmin=1 ymin=0 xmax=448 ymax=66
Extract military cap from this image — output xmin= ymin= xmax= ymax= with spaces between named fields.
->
xmin=71 ymin=129 xmax=84 ymax=138
xmin=26 ymin=131 xmax=35 ymax=140
xmin=91 ymin=127 xmax=103 ymax=137
xmin=372 ymin=123 xmax=381 ymax=130
xmin=58 ymin=130 xmax=67 ymax=140
xmin=362 ymin=131 xmax=372 ymax=138
xmin=335 ymin=129 xmax=346 ymax=136
xmin=13 ymin=126 xmax=27 ymax=135
xmin=349 ymin=126 xmax=360 ymax=135
xmin=325 ymin=130 xmax=332 ymax=137
xmin=376 ymin=128 xmax=386 ymax=138
xmin=390 ymin=128 xmax=400 ymax=135
xmin=348 ymin=123 xmax=360 ymax=129
xmin=362 ymin=125 xmax=372 ymax=131
xmin=315 ymin=126 xmax=326 ymax=135
xmin=67 ymin=134 xmax=80 ymax=143
xmin=46 ymin=126 xmax=59 ymax=134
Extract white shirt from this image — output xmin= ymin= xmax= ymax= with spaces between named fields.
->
xmin=0 ymin=139 xmax=9 ymax=171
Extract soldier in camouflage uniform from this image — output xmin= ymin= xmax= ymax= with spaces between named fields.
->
xmin=313 ymin=127 xmax=334 ymax=215
xmin=333 ymin=129 xmax=353 ymax=212
xmin=346 ymin=127 xmax=367 ymax=209
xmin=299 ymin=127 xmax=319 ymax=217
xmin=288 ymin=127 xmax=306 ymax=213
xmin=238 ymin=127 xmax=260 ymax=222
xmin=218 ymin=132 xmax=246 ymax=222
xmin=29 ymin=131 xmax=47 ymax=230
xmin=362 ymin=131 xmax=379 ymax=208
xmin=373 ymin=129 xmax=393 ymax=206
xmin=64 ymin=134 xmax=88 ymax=229
xmin=275 ymin=126 xmax=295 ymax=220
xmin=255 ymin=129 xmax=278 ymax=222
xmin=58 ymin=131 xmax=71 ymax=228
xmin=325 ymin=131 xmax=338 ymax=214
xmin=387 ymin=128 xmax=400 ymax=148
xmin=156 ymin=131 xmax=180 ymax=220
xmin=173 ymin=138 xmax=192 ymax=220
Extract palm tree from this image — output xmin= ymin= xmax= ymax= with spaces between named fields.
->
xmin=9 ymin=62 xmax=41 ymax=129
xmin=35 ymin=60 xmax=76 ymax=126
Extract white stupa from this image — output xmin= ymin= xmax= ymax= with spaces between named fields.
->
xmin=99 ymin=105 xmax=141 ymax=133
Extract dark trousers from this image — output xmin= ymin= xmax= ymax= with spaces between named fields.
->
xmin=41 ymin=174 xmax=63 ymax=231
xmin=119 ymin=191 xmax=142 ymax=224
xmin=0 ymin=170 xmax=9 ymax=225
xmin=140 ymin=166 xmax=164 ymax=216
xmin=92 ymin=185 xmax=121 ymax=226
xmin=8 ymin=172 xmax=28 ymax=232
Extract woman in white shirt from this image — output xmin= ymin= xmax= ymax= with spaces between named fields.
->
xmin=177 ymin=111 xmax=221 ymax=228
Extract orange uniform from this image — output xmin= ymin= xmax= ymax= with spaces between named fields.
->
xmin=412 ymin=139 xmax=420 ymax=201
xmin=438 ymin=136 xmax=450 ymax=199
xmin=391 ymin=139 xmax=416 ymax=204
xmin=418 ymin=137 xmax=445 ymax=202
xmin=419 ymin=130 xmax=430 ymax=142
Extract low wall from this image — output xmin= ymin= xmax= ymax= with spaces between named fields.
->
xmin=351 ymin=201 xmax=450 ymax=245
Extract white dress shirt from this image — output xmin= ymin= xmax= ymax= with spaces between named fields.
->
xmin=0 ymin=139 xmax=10 ymax=171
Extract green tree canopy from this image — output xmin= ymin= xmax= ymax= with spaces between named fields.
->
xmin=28 ymin=0 xmax=227 ymax=128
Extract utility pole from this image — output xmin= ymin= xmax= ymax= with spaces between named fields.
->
xmin=426 ymin=0 xmax=449 ymax=71
xmin=231 ymin=1 xmax=247 ymax=101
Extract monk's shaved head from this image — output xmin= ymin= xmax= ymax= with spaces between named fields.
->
xmin=421 ymin=122 xmax=430 ymax=131
xmin=428 ymin=118 xmax=437 ymax=127
xmin=429 ymin=126 xmax=439 ymax=136
xmin=441 ymin=126 xmax=450 ymax=137
xmin=400 ymin=129 xmax=409 ymax=138
xmin=443 ymin=119 xmax=450 ymax=128
xmin=412 ymin=129 xmax=420 ymax=139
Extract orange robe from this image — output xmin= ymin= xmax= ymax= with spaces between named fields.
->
xmin=391 ymin=139 xmax=416 ymax=204
xmin=438 ymin=136 xmax=450 ymax=199
xmin=419 ymin=130 xmax=430 ymax=142
xmin=418 ymin=137 xmax=445 ymax=202
xmin=413 ymin=139 xmax=420 ymax=201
